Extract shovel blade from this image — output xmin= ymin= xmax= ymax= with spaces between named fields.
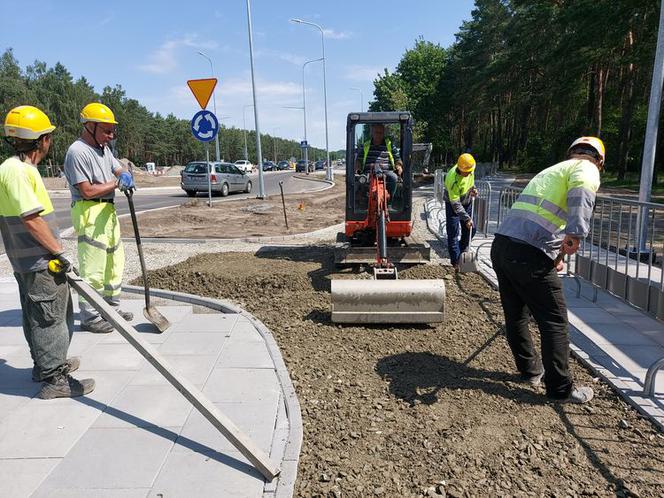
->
xmin=458 ymin=251 xmax=479 ymax=273
xmin=144 ymin=306 xmax=170 ymax=333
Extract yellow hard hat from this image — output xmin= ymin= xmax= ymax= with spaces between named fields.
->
xmin=457 ymin=153 xmax=476 ymax=173
xmin=80 ymin=103 xmax=118 ymax=124
xmin=568 ymin=136 xmax=605 ymax=166
xmin=4 ymin=105 xmax=56 ymax=140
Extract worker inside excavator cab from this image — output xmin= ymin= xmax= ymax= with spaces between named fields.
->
xmin=353 ymin=123 xmax=404 ymax=213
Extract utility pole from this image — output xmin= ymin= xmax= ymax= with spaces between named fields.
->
xmin=246 ymin=0 xmax=265 ymax=198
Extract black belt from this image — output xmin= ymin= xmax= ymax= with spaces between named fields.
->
xmin=72 ymin=199 xmax=114 ymax=207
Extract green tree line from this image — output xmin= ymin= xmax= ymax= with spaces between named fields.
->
xmin=371 ymin=0 xmax=662 ymax=180
xmin=0 ymin=48 xmax=334 ymax=171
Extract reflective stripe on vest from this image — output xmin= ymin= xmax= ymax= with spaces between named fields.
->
xmin=507 ymin=159 xmax=599 ymax=236
xmin=363 ymin=138 xmax=394 ymax=167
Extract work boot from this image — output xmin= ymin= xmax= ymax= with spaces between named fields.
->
xmin=81 ymin=319 xmax=114 ymax=334
xmin=32 ymin=357 xmax=81 ymax=382
xmin=117 ymin=309 xmax=134 ymax=321
xmin=520 ymin=371 xmax=544 ymax=387
xmin=557 ymin=386 xmax=594 ymax=404
xmin=37 ymin=373 xmax=95 ymax=400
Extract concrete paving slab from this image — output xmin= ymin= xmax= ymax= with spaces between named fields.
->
xmin=567 ymin=308 xmax=623 ymax=325
xmin=33 ymin=426 xmax=178 ymax=491
xmin=168 ymin=312 xmax=238 ymax=333
xmin=32 ymin=488 xmax=151 ymax=498
xmin=217 ymin=340 xmax=274 ymax=369
xmin=0 ymin=400 xmax=102 ymax=458
xmin=0 ymin=388 xmax=36 ymax=421
xmin=159 ymin=331 xmax=228 ymax=356
xmin=569 ymin=322 xmax=660 ymax=347
xmin=149 ymin=451 xmax=264 ymax=498
xmin=0 ymin=282 xmax=300 ymax=497
xmin=93 ymin=384 xmax=194 ymax=429
xmin=203 ymin=367 xmax=281 ymax=404
xmin=176 ymin=400 xmax=279 ymax=456
xmin=0 ymin=457 xmax=61 ymax=498
xmin=80 ymin=343 xmax=147 ymax=371
xmin=130 ymin=354 xmax=217 ymax=386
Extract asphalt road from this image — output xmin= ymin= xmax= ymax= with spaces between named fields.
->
xmin=0 ymin=170 xmax=331 ymax=255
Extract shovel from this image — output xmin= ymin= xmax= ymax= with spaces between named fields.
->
xmin=125 ymin=189 xmax=171 ymax=333
xmin=458 ymin=198 xmax=480 ymax=273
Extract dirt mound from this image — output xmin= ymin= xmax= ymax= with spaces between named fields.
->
xmin=140 ymin=248 xmax=664 ymax=497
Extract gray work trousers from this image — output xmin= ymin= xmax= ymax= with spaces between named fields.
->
xmin=14 ymin=269 xmax=73 ymax=381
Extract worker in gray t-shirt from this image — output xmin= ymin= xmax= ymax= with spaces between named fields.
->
xmin=64 ymin=103 xmax=135 ymax=334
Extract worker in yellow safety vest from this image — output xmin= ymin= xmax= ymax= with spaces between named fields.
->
xmin=1 ymin=105 xmax=95 ymax=398
xmin=356 ymin=124 xmax=403 ymax=198
xmin=490 ymin=136 xmax=604 ymax=404
xmin=64 ymin=103 xmax=135 ymax=334
xmin=444 ymin=153 xmax=478 ymax=270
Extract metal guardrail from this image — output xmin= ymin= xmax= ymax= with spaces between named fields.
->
xmin=433 ymin=178 xmax=664 ymax=398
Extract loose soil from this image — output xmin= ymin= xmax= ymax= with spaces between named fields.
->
xmin=140 ymin=248 xmax=664 ymax=497
xmin=120 ymin=181 xmax=346 ymax=239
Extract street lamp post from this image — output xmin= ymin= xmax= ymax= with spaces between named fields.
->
xmin=290 ymin=18 xmax=332 ymax=181
xmin=197 ymin=51 xmax=221 ymax=163
xmin=302 ymin=57 xmax=323 ymax=175
xmin=246 ymin=0 xmax=266 ymax=198
xmin=350 ymin=87 xmax=364 ymax=112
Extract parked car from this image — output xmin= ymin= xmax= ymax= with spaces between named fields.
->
xmin=314 ymin=160 xmax=325 ymax=170
xmin=276 ymin=160 xmax=291 ymax=170
xmin=295 ymin=159 xmax=314 ymax=173
xmin=181 ymin=161 xmax=252 ymax=197
xmin=234 ymin=159 xmax=254 ymax=173
xmin=262 ymin=160 xmax=277 ymax=171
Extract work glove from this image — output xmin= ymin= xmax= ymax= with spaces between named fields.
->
xmin=561 ymin=234 xmax=580 ymax=256
xmin=117 ymin=172 xmax=135 ymax=192
xmin=465 ymin=218 xmax=474 ymax=230
xmin=50 ymin=252 xmax=73 ymax=274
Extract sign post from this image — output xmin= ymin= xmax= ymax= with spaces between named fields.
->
xmin=188 ymin=78 xmax=219 ymax=208
xmin=300 ymin=140 xmax=309 ymax=175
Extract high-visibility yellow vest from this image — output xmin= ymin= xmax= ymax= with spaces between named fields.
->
xmin=0 ymin=156 xmax=59 ymax=272
xmin=444 ymin=165 xmax=474 ymax=202
xmin=363 ymin=138 xmax=394 ymax=168
xmin=497 ymin=158 xmax=600 ymax=258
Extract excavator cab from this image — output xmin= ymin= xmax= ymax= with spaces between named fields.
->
xmin=345 ymin=112 xmax=413 ymax=241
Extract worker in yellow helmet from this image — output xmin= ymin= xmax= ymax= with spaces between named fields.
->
xmin=1 ymin=105 xmax=95 ymax=399
xmin=444 ymin=153 xmax=478 ymax=270
xmin=63 ymin=103 xmax=135 ymax=334
xmin=490 ymin=136 xmax=605 ymax=404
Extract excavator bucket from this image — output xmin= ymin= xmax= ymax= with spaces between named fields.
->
xmin=331 ymin=279 xmax=445 ymax=324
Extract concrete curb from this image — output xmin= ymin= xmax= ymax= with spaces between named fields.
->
xmin=122 ymin=285 xmax=302 ymax=497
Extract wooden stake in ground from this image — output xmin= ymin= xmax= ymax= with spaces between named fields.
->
xmin=67 ymin=272 xmax=280 ymax=481
xmin=279 ymin=181 xmax=289 ymax=229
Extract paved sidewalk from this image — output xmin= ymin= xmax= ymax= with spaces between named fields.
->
xmin=426 ymin=200 xmax=664 ymax=431
xmin=0 ymin=277 xmax=301 ymax=498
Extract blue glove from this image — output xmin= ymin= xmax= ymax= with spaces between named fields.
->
xmin=117 ymin=172 xmax=135 ymax=192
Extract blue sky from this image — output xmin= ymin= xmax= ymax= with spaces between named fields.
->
xmin=2 ymin=0 xmax=475 ymax=151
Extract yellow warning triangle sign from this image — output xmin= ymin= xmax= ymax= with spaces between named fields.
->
xmin=187 ymin=78 xmax=218 ymax=109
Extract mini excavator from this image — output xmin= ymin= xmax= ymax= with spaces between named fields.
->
xmin=330 ymin=112 xmax=445 ymax=324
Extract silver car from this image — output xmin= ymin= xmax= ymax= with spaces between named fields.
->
xmin=180 ymin=161 xmax=252 ymax=197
